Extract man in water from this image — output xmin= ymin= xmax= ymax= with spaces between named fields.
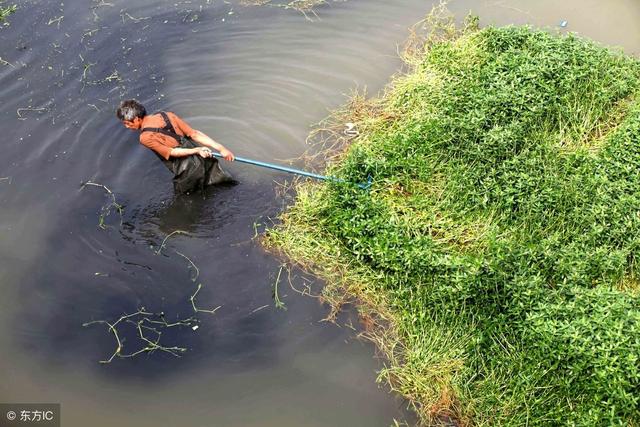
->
xmin=116 ymin=99 xmax=235 ymax=193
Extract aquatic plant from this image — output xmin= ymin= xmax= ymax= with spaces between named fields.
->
xmin=83 ymin=230 xmax=221 ymax=364
xmin=240 ymin=0 xmax=346 ymax=20
xmin=265 ymin=6 xmax=640 ymax=425
xmin=0 ymin=2 xmax=16 ymax=23
xmin=83 ymin=283 xmax=220 ymax=364
xmin=81 ymin=181 xmax=124 ymax=229
xmin=272 ymin=265 xmax=288 ymax=310
xmin=78 ymin=188 xmax=221 ymax=364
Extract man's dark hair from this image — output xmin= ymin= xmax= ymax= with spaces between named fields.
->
xmin=116 ymin=99 xmax=147 ymax=121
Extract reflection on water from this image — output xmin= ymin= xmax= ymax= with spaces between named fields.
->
xmin=1 ymin=0 xmax=639 ymax=426
xmin=127 ymin=181 xmax=240 ymax=237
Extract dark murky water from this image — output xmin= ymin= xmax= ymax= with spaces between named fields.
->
xmin=1 ymin=1 xmax=638 ymax=426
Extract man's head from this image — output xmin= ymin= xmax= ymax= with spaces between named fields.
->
xmin=116 ymin=99 xmax=147 ymax=129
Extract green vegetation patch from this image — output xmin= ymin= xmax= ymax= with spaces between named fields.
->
xmin=265 ymin=10 xmax=640 ymax=426
xmin=0 ymin=2 xmax=16 ymax=23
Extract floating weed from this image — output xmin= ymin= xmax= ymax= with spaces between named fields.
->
xmin=80 ymin=181 xmax=124 ymax=229
xmin=239 ymin=0 xmax=347 ymax=20
xmin=82 ymin=308 xmax=191 ymax=363
xmin=240 ymin=0 xmax=326 ymax=12
xmin=272 ymin=265 xmax=287 ymax=310
xmin=47 ymin=15 xmax=64 ymax=28
xmin=175 ymin=250 xmax=200 ymax=282
xmin=84 ymin=262 xmax=220 ymax=363
xmin=239 ymin=0 xmax=271 ymax=6
xmin=16 ymin=106 xmax=48 ymax=120
xmin=155 ymin=230 xmax=189 ymax=255
xmin=189 ymin=283 xmax=221 ymax=314
xmin=82 ymin=217 xmax=220 ymax=363
xmin=0 ymin=1 xmax=16 ymax=24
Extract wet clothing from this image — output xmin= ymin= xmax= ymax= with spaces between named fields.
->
xmin=139 ymin=111 xmax=197 ymax=160
xmin=140 ymin=112 xmax=232 ymax=194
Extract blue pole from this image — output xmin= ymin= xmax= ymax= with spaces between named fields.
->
xmin=210 ymin=152 xmax=371 ymax=190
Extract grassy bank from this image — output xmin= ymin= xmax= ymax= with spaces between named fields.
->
xmin=265 ymin=8 xmax=640 ymax=426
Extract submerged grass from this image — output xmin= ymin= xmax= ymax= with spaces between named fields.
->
xmin=265 ymin=6 xmax=640 ymax=426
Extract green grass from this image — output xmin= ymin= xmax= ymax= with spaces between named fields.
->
xmin=265 ymin=10 xmax=640 ymax=426
xmin=0 ymin=2 xmax=16 ymax=23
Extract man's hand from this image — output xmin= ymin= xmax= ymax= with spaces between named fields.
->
xmin=191 ymin=130 xmax=235 ymax=161
xmin=197 ymin=147 xmax=214 ymax=158
xmin=219 ymin=147 xmax=235 ymax=161
xmin=198 ymin=147 xmax=235 ymax=161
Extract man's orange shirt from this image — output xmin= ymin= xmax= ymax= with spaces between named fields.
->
xmin=139 ymin=112 xmax=198 ymax=160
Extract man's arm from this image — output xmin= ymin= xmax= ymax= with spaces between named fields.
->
xmin=190 ymin=130 xmax=235 ymax=161
xmin=168 ymin=112 xmax=235 ymax=161
xmin=170 ymin=146 xmax=212 ymax=158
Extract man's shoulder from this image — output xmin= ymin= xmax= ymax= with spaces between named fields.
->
xmin=165 ymin=111 xmax=195 ymax=134
xmin=162 ymin=111 xmax=186 ymax=125
xmin=141 ymin=113 xmax=167 ymax=128
xmin=165 ymin=111 xmax=183 ymax=121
